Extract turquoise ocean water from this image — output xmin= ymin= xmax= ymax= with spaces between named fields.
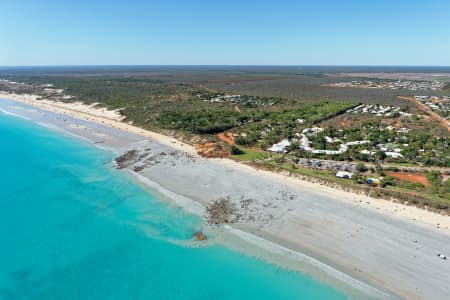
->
xmin=0 ymin=111 xmax=347 ymax=300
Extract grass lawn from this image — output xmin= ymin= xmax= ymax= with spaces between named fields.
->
xmin=383 ymin=162 xmax=422 ymax=168
xmin=386 ymin=185 xmax=450 ymax=202
xmin=232 ymin=148 xmax=269 ymax=161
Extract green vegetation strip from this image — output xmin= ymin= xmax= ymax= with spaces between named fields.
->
xmin=231 ymin=148 xmax=268 ymax=161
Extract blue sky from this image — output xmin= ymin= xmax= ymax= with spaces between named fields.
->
xmin=1 ymin=0 xmax=449 ymax=66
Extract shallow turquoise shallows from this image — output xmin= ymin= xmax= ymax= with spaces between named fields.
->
xmin=0 ymin=112 xmax=347 ymax=300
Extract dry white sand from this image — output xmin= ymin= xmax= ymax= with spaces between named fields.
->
xmin=1 ymin=93 xmax=450 ymax=300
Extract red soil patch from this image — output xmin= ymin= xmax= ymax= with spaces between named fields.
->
xmin=338 ymin=120 xmax=351 ymax=126
xmin=217 ymin=132 xmax=235 ymax=145
xmin=386 ymin=172 xmax=429 ymax=187
xmin=195 ymin=142 xmax=229 ymax=158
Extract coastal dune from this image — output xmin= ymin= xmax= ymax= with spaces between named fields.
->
xmin=1 ymin=93 xmax=450 ymax=300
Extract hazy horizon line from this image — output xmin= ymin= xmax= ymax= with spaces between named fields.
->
xmin=1 ymin=64 xmax=450 ymax=68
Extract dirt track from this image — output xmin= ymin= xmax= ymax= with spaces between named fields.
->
xmin=398 ymin=96 xmax=450 ymax=133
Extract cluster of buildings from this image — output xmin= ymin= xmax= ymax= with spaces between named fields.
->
xmin=0 ymin=79 xmax=30 ymax=90
xmin=267 ymin=124 xmax=411 ymax=161
xmin=384 ymin=126 xmax=411 ymax=133
xmin=376 ymin=142 xmax=406 ymax=159
xmin=414 ymin=96 xmax=450 ymax=112
xmin=346 ymin=104 xmax=402 ymax=117
xmin=267 ymin=127 xmax=370 ymax=156
xmin=267 ymin=139 xmax=291 ymax=153
xmin=296 ymin=159 xmax=383 ymax=184
xmin=297 ymin=128 xmax=369 ymax=155
xmin=0 ymin=79 xmax=67 ymax=100
xmin=203 ymin=94 xmax=241 ymax=103
xmin=330 ymin=80 xmax=444 ymax=91
xmin=42 ymin=86 xmax=64 ymax=97
xmin=202 ymin=94 xmax=277 ymax=107
xmin=298 ymin=158 xmax=354 ymax=172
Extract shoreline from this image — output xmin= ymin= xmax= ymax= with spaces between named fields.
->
xmin=0 ymin=92 xmax=197 ymax=156
xmin=1 ymin=93 xmax=450 ymax=299
xmin=0 ymin=95 xmax=384 ymax=299
xmin=220 ymin=225 xmax=393 ymax=299
xmin=130 ymin=173 xmax=390 ymax=299
xmin=1 ymin=92 xmax=448 ymax=232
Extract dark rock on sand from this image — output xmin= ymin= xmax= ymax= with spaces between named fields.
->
xmin=114 ymin=149 xmax=139 ymax=169
xmin=205 ymin=197 xmax=240 ymax=225
xmin=133 ymin=164 xmax=146 ymax=172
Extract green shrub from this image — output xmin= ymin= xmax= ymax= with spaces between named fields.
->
xmin=230 ymin=146 xmax=244 ymax=155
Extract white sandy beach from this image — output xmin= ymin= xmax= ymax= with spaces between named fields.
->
xmin=1 ymin=92 xmax=450 ymax=300
xmin=0 ymin=92 xmax=196 ymax=155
